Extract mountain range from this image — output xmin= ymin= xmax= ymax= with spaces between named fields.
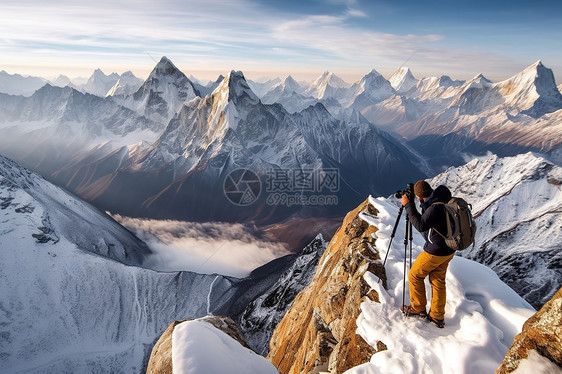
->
xmin=0 ymin=58 xmax=425 ymax=238
xmin=0 ymin=57 xmax=560 ymax=248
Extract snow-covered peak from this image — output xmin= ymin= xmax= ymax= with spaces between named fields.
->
xmin=306 ymin=71 xmax=350 ymax=99
xmin=461 ymin=73 xmax=492 ymax=91
xmin=311 ymin=71 xmax=350 ymax=89
xmin=494 ymin=60 xmax=562 ymax=116
xmin=0 ymin=70 xmax=47 ymax=96
xmin=389 ymin=66 xmax=418 ymax=93
xmin=358 ymin=69 xmax=390 ymax=87
xmin=345 ymin=69 xmax=395 ymax=108
xmin=82 ymin=68 xmax=120 ymax=97
xmin=364 ymin=68 xmax=383 ymax=78
xmin=51 ymin=74 xmax=72 ymax=87
xmin=116 ymin=56 xmax=199 ymax=124
xmin=281 ymin=75 xmax=301 ymax=92
xmin=417 ymin=75 xmax=464 ymax=92
xmin=88 ymin=68 xmax=119 ymax=83
xmin=144 ymin=56 xmax=186 ymax=84
xmin=212 ymin=70 xmax=259 ymax=106
xmin=150 ymin=56 xmax=179 ymax=78
xmin=106 ymin=71 xmax=143 ymax=96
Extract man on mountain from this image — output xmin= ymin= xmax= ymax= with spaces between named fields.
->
xmin=400 ymin=180 xmax=455 ymax=328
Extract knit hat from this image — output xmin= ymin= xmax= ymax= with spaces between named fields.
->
xmin=414 ymin=180 xmax=433 ymax=198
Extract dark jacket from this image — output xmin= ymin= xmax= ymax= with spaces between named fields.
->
xmin=404 ymin=185 xmax=455 ymax=256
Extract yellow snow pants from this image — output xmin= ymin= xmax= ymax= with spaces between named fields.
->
xmin=409 ymin=251 xmax=455 ymax=320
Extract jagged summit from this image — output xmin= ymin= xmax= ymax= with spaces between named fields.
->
xmin=121 ymin=56 xmax=199 ymax=123
xmin=106 ymin=71 xmax=143 ymax=96
xmin=346 ymin=69 xmax=394 ymax=108
xmin=311 ymin=71 xmax=349 ymax=89
xmin=82 ymin=69 xmax=120 ymax=96
xmin=87 ymin=68 xmax=119 ymax=82
xmin=496 ymin=60 xmax=562 ymax=117
xmin=212 ymin=70 xmax=260 ymax=106
xmin=51 ymin=74 xmax=72 ymax=87
xmin=306 ymin=71 xmax=350 ymax=99
xmin=410 ymin=75 xmax=465 ymax=99
xmin=389 ymin=66 xmax=418 ymax=93
xmin=145 ymin=56 xmax=185 ymax=81
xmin=463 ymin=73 xmax=493 ymax=90
xmin=364 ymin=68 xmax=383 ymax=78
xmin=281 ymin=75 xmax=301 ymax=92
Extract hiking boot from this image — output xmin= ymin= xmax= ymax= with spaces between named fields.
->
xmin=400 ymin=305 xmax=427 ymax=318
xmin=427 ymin=314 xmax=445 ymax=328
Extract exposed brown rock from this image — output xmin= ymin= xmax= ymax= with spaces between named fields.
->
xmin=267 ymin=198 xmax=385 ymax=374
xmin=146 ymin=316 xmax=250 ymax=374
xmin=146 ymin=320 xmax=182 ymax=374
xmin=496 ymin=287 xmax=562 ymax=373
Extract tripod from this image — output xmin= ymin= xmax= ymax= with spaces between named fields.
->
xmin=379 ymin=205 xmax=414 ymax=310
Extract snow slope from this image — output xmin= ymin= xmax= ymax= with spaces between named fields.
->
xmin=0 ymin=155 xmax=322 ymax=373
xmin=171 ymin=319 xmax=278 ymax=374
xmin=348 ymin=197 xmax=535 ymax=374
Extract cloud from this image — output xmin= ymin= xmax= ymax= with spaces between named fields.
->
xmin=111 ymin=214 xmax=290 ymax=278
xmin=1 ymin=0 xmax=553 ymax=83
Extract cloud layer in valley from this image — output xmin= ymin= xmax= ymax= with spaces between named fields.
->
xmin=112 ymin=214 xmax=291 ymax=278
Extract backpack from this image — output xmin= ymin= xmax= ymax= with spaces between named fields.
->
xmin=433 ymin=197 xmax=477 ymax=251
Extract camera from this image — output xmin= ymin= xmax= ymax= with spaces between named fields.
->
xmin=395 ymin=183 xmax=415 ymax=200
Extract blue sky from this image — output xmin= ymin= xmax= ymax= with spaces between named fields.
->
xmin=1 ymin=0 xmax=561 ymax=83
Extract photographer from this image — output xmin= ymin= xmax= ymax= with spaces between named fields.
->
xmin=400 ymin=180 xmax=455 ymax=328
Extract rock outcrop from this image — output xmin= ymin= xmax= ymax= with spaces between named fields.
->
xmin=267 ymin=199 xmax=386 ymax=374
xmin=146 ymin=316 xmax=250 ymax=374
xmin=496 ymin=287 xmax=562 ymax=373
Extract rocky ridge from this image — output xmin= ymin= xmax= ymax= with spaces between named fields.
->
xmin=496 ymin=287 xmax=562 ymax=373
xmin=267 ymin=199 xmax=384 ymax=373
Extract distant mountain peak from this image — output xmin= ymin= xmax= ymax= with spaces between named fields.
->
xmin=312 ymin=71 xmax=349 ymax=89
xmin=365 ymin=68 xmax=382 ymax=78
xmin=389 ymin=67 xmax=417 ymax=92
xmin=464 ymin=73 xmax=492 ymax=88
xmin=281 ymin=75 xmax=301 ymax=92
xmin=496 ymin=61 xmax=562 ymax=117
xmin=213 ymin=70 xmax=259 ymax=105
xmin=149 ymin=56 xmax=183 ymax=78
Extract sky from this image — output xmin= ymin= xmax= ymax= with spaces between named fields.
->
xmin=1 ymin=0 xmax=561 ymax=84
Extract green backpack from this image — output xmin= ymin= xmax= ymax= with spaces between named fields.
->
xmin=434 ymin=197 xmax=477 ymax=251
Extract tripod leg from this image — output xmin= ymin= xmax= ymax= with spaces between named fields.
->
xmin=403 ymin=214 xmax=409 ymax=309
xmin=409 ymin=221 xmax=413 ymax=270
xmin=378 ymin=206 xmax=404 ymax=284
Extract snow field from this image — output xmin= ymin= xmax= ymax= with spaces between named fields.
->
xmin=171 ymin=320 xmax=278 ymax=374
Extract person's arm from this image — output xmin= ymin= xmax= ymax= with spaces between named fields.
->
xmin=401 ymin=195 xmax=424 ymax=231
xmin=407 ymin=204 xmax=441 ymax=233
